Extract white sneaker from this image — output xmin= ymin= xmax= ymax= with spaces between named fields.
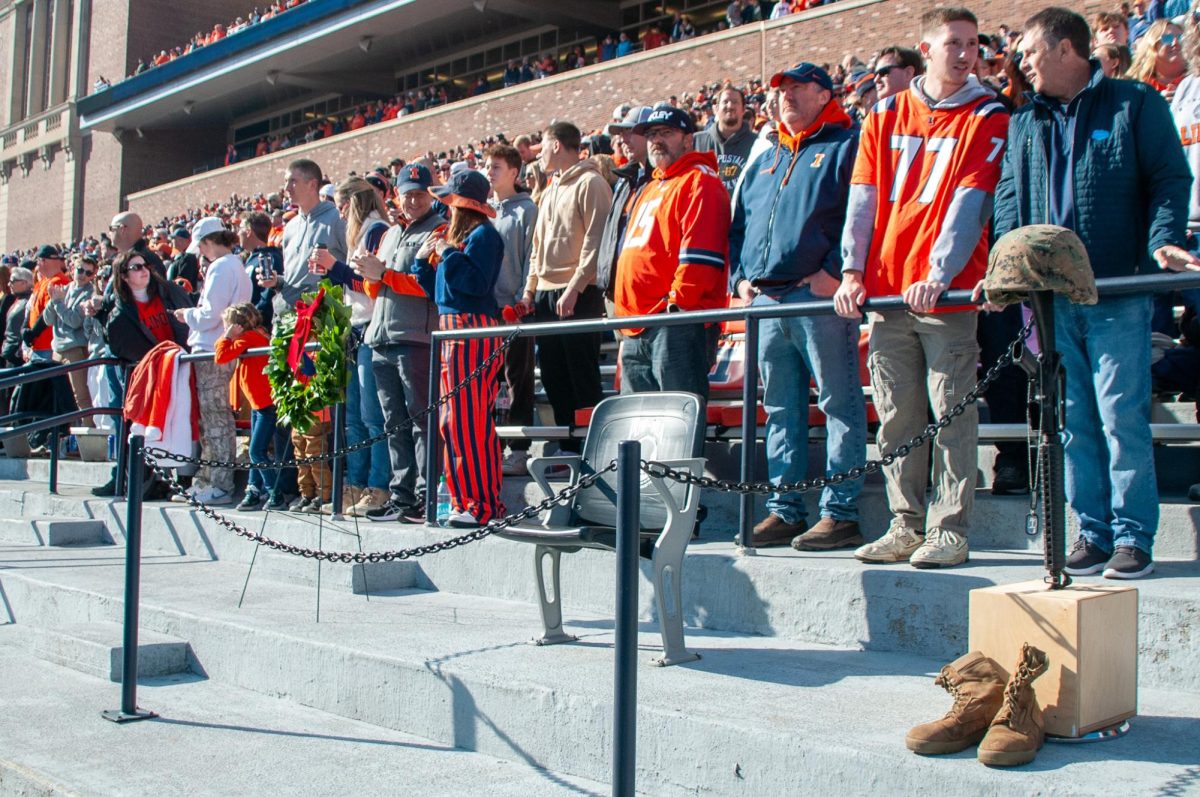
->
xmin=170 ymin=487 xmax=196 ymax=504
xmin=191 ymin=487 xmax=234 ymax=506
xmin=501 ymin=450 xmax=529 ymax=476
xmin=909 ymin=527 xmax=968 ymax=569
xmin=446 ymin=510 xmax=480 ymax=528
xmin=854 ymin=524 xmax=925 ymax=563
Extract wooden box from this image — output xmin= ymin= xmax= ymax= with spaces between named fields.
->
xmin=968 ymin=579 xmax=1137 ymax=737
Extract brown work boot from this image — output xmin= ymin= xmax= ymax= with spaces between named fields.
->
xmin=906 ymin=651 xmax=1006 ymax=755
xmin=791 ymin=517 xmax=864 ymax=551
xmin=978 ymin=644 xmax=1050 ymax=767
xmin=752 ymin=514 xmax=807 ymax=547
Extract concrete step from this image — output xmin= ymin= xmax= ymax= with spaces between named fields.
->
xmin=0 ymin=625 xmax=614 ymax=797
xmin=0 ymin=482 xmax=1197 ymax=692
xmin=0 ymin=550 xmax=1196 ymax=797
xmin=32 ymin=621 xmax=189 ymax=682
xmin=0 ymin=517 xmax=110 ymax=547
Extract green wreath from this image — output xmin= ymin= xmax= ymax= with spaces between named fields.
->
xmin=266 ymin=280 xmax=352 ymax=434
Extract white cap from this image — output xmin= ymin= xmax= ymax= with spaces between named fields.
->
xmin=188 ymin=216 xmax=226 ymax=254
xmin=319 ymin=183 xmax=335 ymax=200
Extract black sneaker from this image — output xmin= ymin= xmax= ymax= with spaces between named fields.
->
xmin=1103 ymin=546 xmax=1155 ymax=580
xmin=400 ymin=503 xmax=428 ymax=524
xmin=366 ymin=498 xmax=405 ymax=522
xmin=237 ymin=490 xmax=265 ymax=511
xmin=1063 ymin=537 xmax=1111 ymax=576
xmin=264 ymin=493 xmax=288 ymax=511
xmin=991 ymin=464 xmax=1029 ymax=496
xmin=91 ymin=478 xmax=117 ymax=497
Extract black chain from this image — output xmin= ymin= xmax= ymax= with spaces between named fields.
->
xmin=143 ymin=453 xmax=617 ymax=563
xmin=144 ymin=328 xmax=522 ymax=470
xmin=641 ymin=318 xmax=1035 ymax=496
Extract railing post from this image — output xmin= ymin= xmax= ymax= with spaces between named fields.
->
xmin=613 ymin=439 xmax=640 ymax=797
xmin=330 ymin=401 xmax=346 ymax=519
xmin=48 ymin=428 xmax=60 ymax=494
xmin=102 ymin=434 xmax=156 ymax=724
xmin=738 ymin=316 xmax=759 ymax=553
xmin=114 ymin=414 xmax=129 ymax=497
xmin=425 ymin=339 xmax=442 ymax=525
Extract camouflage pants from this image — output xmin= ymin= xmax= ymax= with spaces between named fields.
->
xmin=192 ymin=359 xmax=236 ymax=493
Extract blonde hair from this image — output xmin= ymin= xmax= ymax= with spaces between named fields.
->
xmin=1129 ymin=19 xmax=1183 ymax=83
xmin=222 ymin=302 xmax=262 ymax=331
xmin=334 ymin=177 xmax=388 ymax=252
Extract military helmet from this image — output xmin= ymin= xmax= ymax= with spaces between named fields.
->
xmin=984 ymin=225 xmax=1098 ymax=306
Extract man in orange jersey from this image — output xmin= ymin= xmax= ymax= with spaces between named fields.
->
xmin=835 ymin=7 xmax=1010 ymax=569
xmin=615 ymin=106 xmax=730 ymax=401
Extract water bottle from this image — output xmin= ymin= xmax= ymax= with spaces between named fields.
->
xmin=436 ymin=476 xmax=451 ymax=526
xmin=494 ymin=382 xmax=512 ymax=425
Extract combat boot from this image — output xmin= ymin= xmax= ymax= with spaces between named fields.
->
xmin=906 ymin=651 xmax=1006 ymax=755
xmin=978 ymin=643 xmax=1050 ymax=767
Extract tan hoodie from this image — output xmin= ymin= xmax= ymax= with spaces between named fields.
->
xmin=526 ymin=159 xmax=613 ymax=295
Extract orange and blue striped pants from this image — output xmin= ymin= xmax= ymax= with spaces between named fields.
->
xmin=439 ymin=313 xmax=505 ymax=523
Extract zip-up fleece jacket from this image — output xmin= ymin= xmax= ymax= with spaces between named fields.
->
xmin=615 ymin=150 xmax=730 ymax=331
xmin=364 ymin=210 xmax=445 ymax=348
xmin=994 ymin=65 xmax=1191 ymax=279
xmin=525 ymin=159 xmax=613 ymax=296
xmin=729 ymin=101 xmax=857 ymax=291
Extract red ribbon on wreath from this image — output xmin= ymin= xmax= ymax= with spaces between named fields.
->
xmin=287 ymin=286 xmax=325 ymax=385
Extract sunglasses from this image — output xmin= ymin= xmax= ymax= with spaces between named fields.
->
xmin=122 ymin=261 xmax=148 ymax=273
xmin=108 ymin=223 xmax=125 ymax=232
xmin=1161 ymin=32 xmax=1181 ymax=46
xmin=75 ymin=267 xmax=96 ymax=276
xmin=874 ymin=64 xmax=900 ymax=78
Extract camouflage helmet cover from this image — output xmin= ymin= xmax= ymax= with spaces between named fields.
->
xmin=984 ymin=225 xmax=1098 ymax=306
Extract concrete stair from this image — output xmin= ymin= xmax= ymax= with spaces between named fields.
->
xmin=0 ymin=455 xmax=1198 ymax=795
xmin=0 ymin=517 xmax=110 ymax=547
xmin=32 ymin=621 xmax=189 ymax=681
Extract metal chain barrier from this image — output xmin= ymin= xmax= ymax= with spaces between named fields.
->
xmin=641 ymin=318 xmax=1035 ymax=496
xmin=142 ymin=453 xmax=617 ymax=563
xmin=145 ymin=327 xmax=522 ymax=470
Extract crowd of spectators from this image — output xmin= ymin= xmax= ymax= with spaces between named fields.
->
xmin=5 ymin=3 xmax=1200 ymax=579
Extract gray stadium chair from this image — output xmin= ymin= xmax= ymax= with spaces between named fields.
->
xmin=497 ymin=392 xmax=705 ymax=666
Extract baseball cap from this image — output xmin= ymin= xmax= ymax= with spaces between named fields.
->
xmin=606 ymin=105 xmax=654 ymax=136
xmin=429 ymin=170 xmax=496 ymax=218
xmin=35 ymin=244 xmax=63 ymax=260
xmin=449 ymin=161 xmax=469 ymax=177
xmin=396 ymin=163 xmax=433 ymax=194
xmin=170 ymin=226 xmax=191 ymax=240
xmin=769 ymin=62 xmax=834 ymax=92
xmin=190 ymin=216 xmax=227 ymax=242
xmin=632 ymin=106 xmax=697 ymax=135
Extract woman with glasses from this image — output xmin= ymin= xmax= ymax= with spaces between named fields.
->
xmin=1130 ymin=20 xmax=1187 ymax=100
xmin=40 ymin=254 xmax=100 ymax=426
xmin=104 ymin=251 xmax=192 ymax=365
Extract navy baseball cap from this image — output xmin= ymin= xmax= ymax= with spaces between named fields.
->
xmin=395 ymin=163 xmax=434 ymax=194
xmin=35 ymin=244 xmax=63 ymax=260
xmin=632 ymin=106 xmax=697 ymax=135
xmin=170 ymin=226 xmax=190 ymax=240
xmin=769 ymin=62 xmax=834 ymax=92
xmin=606 ymin=105 xmax=654 ymax=135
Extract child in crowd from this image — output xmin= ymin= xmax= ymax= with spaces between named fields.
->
xmin=214 ymin=303 xmax=283 ymax=511
xmin=413 ymin=171 xmax=505 ymax=528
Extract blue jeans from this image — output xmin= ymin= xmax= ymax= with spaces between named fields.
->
xmin=754 ymin=286 xmax=867 ymax=523
xmin=1055 ymin=294 xmax=1158 ymax=554
xmin=619 ymin=322 xmax=717 ymax=400
xmin=248 ymin=406 xmax=279 ymax=497
xmin=345 ymin=338 xmax=391 ymax=491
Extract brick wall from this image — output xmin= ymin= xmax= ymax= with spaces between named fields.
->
xmin=0 ymin=8 xmax=12 ymax=129
xmin=5 ymin=154 xmax=69 ymax=250
xmin=107 ymin=0 xmax=1096 ymax=229
xmin=79 ymin=133 xmax=123 ymax=245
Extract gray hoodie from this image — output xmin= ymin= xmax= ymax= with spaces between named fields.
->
xmin=274 ymin=200 xmax=348 ymax=317
xmin=490 ymin=193 xmax=538 ymax=308
xmin=364 ymin=210 xmax=445 ymax=348
xmin=41 ymin=282 xmax=94 ymax=353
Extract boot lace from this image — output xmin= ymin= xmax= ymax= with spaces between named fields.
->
xmin=934 ymin=667 xmax=966 ymax=718
xmin=995 ymin=644 xmax=1048 ymax=726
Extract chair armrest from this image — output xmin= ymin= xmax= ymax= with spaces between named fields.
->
xmin=643 ymin=457 xmax=705 ymax=527
xmin=526 ymin=454 xmax=582 ymax=501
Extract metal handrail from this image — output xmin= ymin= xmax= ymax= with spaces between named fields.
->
xmin=0 ymin=356 xmax=123 ymax=390
xmin=428 ymin=271 xmax=1200 ymax=540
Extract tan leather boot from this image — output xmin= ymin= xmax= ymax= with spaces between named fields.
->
xmin=906 ymin=651 xmax=1006 ymax=755
xmin=978 ymin=644 xmax=1050 ymax=767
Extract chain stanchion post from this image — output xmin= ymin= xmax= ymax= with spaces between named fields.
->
xmin=425 ymin=340 xmax=441 ymax=525
xmin=330 ymin=401 xmax=347 ymax=520
xmin=102 ymin=435 xmax=157 ymax=724
xmin=48 ymin=428 xmax=59 ymax=494
xmin=114 ymin=414 xmax=129 ymax=497
xmin=613 ymin=439 xmax=640 ymax=797
xmin=738 ymin=316 xmax=759 ymax=552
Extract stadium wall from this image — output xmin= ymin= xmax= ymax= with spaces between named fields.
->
xmin=112 ymin=0 xmax=1099 ymax=225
